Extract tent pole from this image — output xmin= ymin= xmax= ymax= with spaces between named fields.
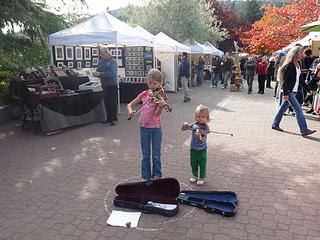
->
xmin=153 ymin=39 xmax=157 ymax=69
xmin=116 ymin=35 xmax=121 ymax=115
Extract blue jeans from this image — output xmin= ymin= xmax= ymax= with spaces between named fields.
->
xmin=211 ymin=73 xmax=219 ymax=87
xmin=197 ymin=70 xmax=204 ymax=86
xmin=140 ymin=127 xmax=162 ymax=180
xmin=272 ymin=92 xmax=308 ymax=134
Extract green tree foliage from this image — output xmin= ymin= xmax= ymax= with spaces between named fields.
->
xmin=126 ymin=0 xmax=228 ymax=44
xmin=240 ymin=0 xmax=263 ymax=24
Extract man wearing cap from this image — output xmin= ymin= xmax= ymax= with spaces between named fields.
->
xmin=93 ymin=47 xmax=118 ymax=125
xmin=180 ymin=52 xmax=191 ymax=102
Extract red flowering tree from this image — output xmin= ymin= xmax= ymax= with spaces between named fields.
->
xmin=241 ymin=0 xmax=320 ymax=54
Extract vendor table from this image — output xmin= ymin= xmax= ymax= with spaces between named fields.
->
xmin=119 ymin=82 xmax=148 ymax=103
xmin=26 ymin=91 xmax=106 ymax=133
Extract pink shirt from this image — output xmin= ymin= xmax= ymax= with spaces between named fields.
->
xmin=138 ymin=90 xmax=161 ymax=128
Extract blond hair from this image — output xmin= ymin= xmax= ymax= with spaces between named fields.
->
xmin=195 ymin=104 xmax=210 ymax=123
xmin=278 ymin=46 xmax=301 ymax=88
xmin=147 ymin=69 xmax=163 ymax=84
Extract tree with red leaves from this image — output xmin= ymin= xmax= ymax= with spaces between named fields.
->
xmin=241 ymin=0 xmax=320 ymax=54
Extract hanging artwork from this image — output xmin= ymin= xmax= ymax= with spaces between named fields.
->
xmin=66 ymin=46 xmax=74 ymax=60
xmin=55 ymin=46 xmax=64 ymax=60
xmin=75 ymin=47 xmax=83 ymax=60
xmin=84 ymin=47 xmax=91 ymax=60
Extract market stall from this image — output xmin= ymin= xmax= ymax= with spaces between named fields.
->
xmin=154 ymin=32 xmax=191 ymax=91
xmin=49 ymin=11 xmax=154 ymax=105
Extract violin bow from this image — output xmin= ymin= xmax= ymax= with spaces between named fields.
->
xmin=127 ymin=82 xmax=169 ymax=120
xmin=188 ymin=122 xmax=234 ymax=137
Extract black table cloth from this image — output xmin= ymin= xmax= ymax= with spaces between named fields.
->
xmin=36 ymin=91 xmax=106 ymax=133
xmin=119 ymin=82 xmax=148 ymax=103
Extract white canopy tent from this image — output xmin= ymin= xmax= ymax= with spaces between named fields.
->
xmin=203 ymin=42 xmax=224 ymax=57
xmin=155 ymin=32 xmax=190 ymax=53
xmin=277 ymin=32 xmax=320 ymax=53
xmin=152 ymin=32 xmax=190 ymax=91
xmin=49 ymin=11 xmax=154 ymax=114
xmin=49 ymin=12 xmax=153 ymax=46
xmin=184 ymin=40 xmax=207 ymax=54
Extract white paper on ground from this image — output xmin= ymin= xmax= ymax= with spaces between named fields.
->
xmin=106 ymin=210 xmax=141 ymax=228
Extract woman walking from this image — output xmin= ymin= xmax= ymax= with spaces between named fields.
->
xmin=272 ymin=46 xmax=316 ymax=137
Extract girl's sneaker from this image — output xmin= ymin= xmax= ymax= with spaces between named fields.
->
xmin=189 ymin=176 xmax=197 ymax=183
xmin=196 ymin=179 xmax=205 ymax=186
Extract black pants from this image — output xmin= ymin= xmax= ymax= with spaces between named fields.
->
xmin=266 ymin=74 xmax=274 ymax=87
xmin=102 ymin=85 xmax=118 ymax=122
xmin=258 ymin=75 xmax=266 ymax=93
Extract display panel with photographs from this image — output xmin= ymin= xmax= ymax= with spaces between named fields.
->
xmin=125 ymin=46 xmax=153 ymax=78
xmin=57 ymin=62 xmax=64 ymax=67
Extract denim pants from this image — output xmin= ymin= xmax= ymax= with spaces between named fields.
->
xmin=211 ymin=73 xmax=219 ymax=87
xmin=223 ymin=71 xmax=232 ymax=87
xmin=140 ymin=127 xmax=162 ymax=180
xmin=272 ymin=92 xmax=308 ymax=134
xmin=197 ymin=70 xmax=204 ymax=86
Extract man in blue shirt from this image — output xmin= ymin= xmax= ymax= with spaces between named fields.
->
xmin=93 ymin=47 xmax=118 ymax=125
xmin=180 ymin=52 xmax=191 ymax=102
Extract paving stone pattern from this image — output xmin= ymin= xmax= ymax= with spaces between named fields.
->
xmin=1 ymin=80 xmax=320 ymax=240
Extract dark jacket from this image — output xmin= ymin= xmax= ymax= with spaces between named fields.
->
xmin=267 ymin=61 xmax=275 ymax=74
xmin=222 ymin=58 xmax=233 ymax=72
xmin=180 ymin=57 xmax=190 ymax=78
xmin=244 ymin=59 xmax=256 ymax=74
xmin=283 ymin=62 xmax=310 ymax=96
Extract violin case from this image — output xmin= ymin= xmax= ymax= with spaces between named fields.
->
xmin=177 ymin=190 xmax=238 ymax=217
xmin=114 ymin=178 xmax=180 ymax=217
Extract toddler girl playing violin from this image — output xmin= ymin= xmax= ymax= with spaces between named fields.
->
xmin=181 ymin=104 xmax=210 ymax=186
xmin=127 ymin=69 xmax=166 ymax=181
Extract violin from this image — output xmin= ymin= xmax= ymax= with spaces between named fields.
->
xmin=150 ymin=87 xmax=173 ymax=112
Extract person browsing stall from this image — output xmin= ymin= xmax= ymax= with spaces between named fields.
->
xmin=127 ymin=69 xmax=166 ymax=182
xmin=181 ymin=105 xmax=211 ymax=186
xmin=93 ymin=47 xmax=118 ymax=126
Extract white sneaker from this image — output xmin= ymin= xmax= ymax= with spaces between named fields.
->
xmin=141 ymin=178 xmax=147 ymax=182
xmin=196 ymin=179 xmax=205 ymax=186
xmin=210 ymin=85 xmax=214 ymax=88
xmin=189 ymin=176 xmax=197 ymax=183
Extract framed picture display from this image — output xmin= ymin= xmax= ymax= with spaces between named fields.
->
xmin=55 ymin=46 xmax=64 ymax=60
xmin=84 ymin=47 xmax=91 ymax=60
xmin=77 ymin=61 xmax=82 ymax=69
xmin=92 ymin=48 xmax=98 ymax=56
xmin=117 ymin=50 xmax=122 ymax=57
xmin=65 ymin=46 xmax=74 ymax=60
xmin=92 ymin=58 xmax=99 ymax=66
xmin=75 ymin=47 xmax=83 ymax=60
xmin=57 ymin=62 xmax=64 ymax=67
xmin=67 ymin=62 xmax=74 ymax=69
xmin=85 ymin=61 xmax=91 ymax=68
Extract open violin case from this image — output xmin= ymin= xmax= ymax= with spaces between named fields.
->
xmin=177 ymin=190 xmax=238 ymax=217
xmin=114 ymin=178 xmax=180 ymax=217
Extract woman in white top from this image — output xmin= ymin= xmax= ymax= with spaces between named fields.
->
xmin=272 ymin=46 xmax=316 ymax=136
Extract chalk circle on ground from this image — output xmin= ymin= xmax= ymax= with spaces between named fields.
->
xmin=104 ymin=176 xmax=195 ymax=231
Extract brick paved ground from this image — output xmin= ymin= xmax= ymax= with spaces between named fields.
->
xmin=1 ymin=80 xmax=320 ymax=240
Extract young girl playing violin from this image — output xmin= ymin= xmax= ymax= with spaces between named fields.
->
xmin=181 ymin=105 xmax=210 ymax=186
xmin=127 ymin=69 xmax=167 ymax=181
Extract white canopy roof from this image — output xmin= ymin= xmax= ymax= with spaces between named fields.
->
xmin=49 ymin=12 xmax=153 ymax=46
xmin=183 ymin=40 xmax=208 ymax=54
xmin=203 ymin=42 xmax=224 ymax=57
xmin=134 ymin=26 xmax=175 ymax=52
xmin=155 ymin=32 xmax=191 ymax=53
